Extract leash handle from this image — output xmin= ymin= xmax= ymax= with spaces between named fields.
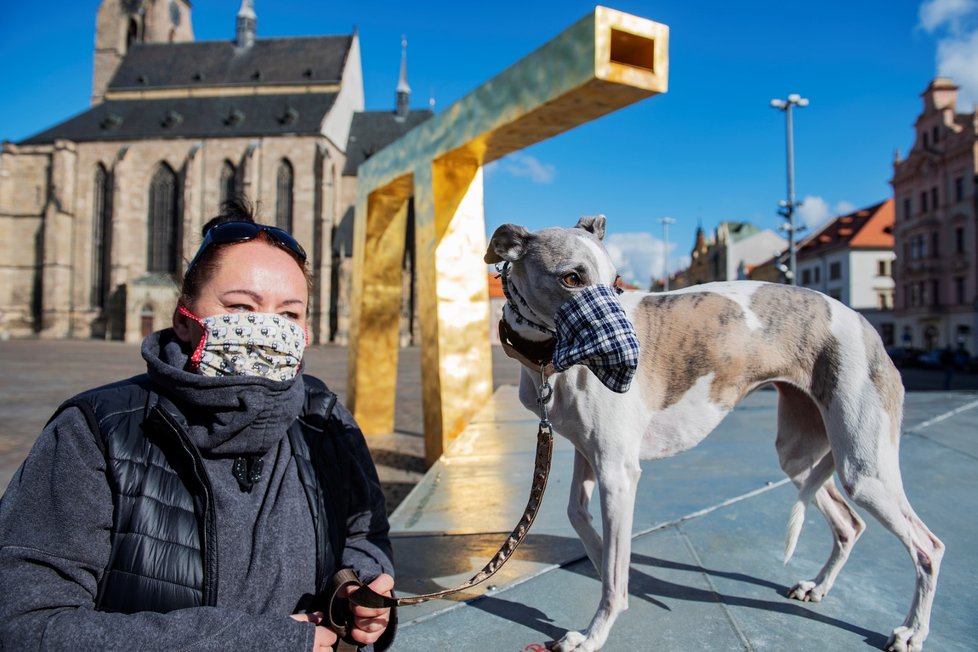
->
xmin=325 ymin=568 xmax=367 ymax=651
xmin=338 ymin=421 xmax=555 ymax=610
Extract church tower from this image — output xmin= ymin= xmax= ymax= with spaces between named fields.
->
xmin=91 ymin=0 xmax=194 ymax=104
xmin=395 ymin=36 xmax=411 ymax=120
xmin=236 ymin=0 xmax=257 ymax=49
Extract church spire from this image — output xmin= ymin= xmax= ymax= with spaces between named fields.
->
xmin=236 ymin=0 xmax=256 ymax=48
xmin=396 ymin=35 xmax=410 ymax=119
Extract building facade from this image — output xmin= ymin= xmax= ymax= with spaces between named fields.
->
xmin=0 ymin=0 xmax=431 ymax=344
xmin=675 ymin=221 xmax=786 ymax=287
xmin=891 ymin=78 xmax=978 ymax=352
xmin=795 ymin=199 xmax=896 ymax=343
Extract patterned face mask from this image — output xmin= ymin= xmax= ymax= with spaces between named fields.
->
xmin=552 ymin=284 xmax=640 ymax=393
xmin=178 ymin=306 xmax=306 ymax=381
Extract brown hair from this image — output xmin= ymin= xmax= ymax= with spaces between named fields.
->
xmin=178 ymin=197 xmax=312 ymax=308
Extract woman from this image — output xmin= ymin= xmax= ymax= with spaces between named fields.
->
xmin=0 ymin=200 xmax=394 ymax=650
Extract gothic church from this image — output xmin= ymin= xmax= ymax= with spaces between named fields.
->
xmin=0 ymin=0 xmax=430 ymax=343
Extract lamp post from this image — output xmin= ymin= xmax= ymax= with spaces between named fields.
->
xmin=770 ymin=93 xmax=808 ymax=285
xmin=658 ymin=216 xmax=675 ymax=291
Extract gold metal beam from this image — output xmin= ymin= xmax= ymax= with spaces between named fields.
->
xmin=349 ymin=6 xmax=669 ymax=465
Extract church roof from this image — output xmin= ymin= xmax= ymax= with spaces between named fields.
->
xmin=107 ymin=36 xmax=353 ymax=90
xmin=342 ymin=109 xmax=434 ymax=176
xmin=19 ymin=92 xmax=338 ymax=144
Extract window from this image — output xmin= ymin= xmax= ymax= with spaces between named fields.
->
xmin=956 ymin=227 xmax=965 ymax=254
xmin=877 ymin=259 xmax=890 ymax=276
xmin=814 ymin=266 xmax=821 ymax=283
xmin=220 ymin=160 xmax=237 ymax=206
xmin=878 ymin=292 xmax=891 ymax=310
xmin=931 ymin=232 xmax=939 ymax=258
xmin=931 ymin=187 xmax=938 ymax=211
xmin=910 ymin=234 xmax=928 ymax=260
xmin=902 ymin=197 xmax=911 ymax=220
xmin=829 ymin=262 xmax=841 ymax=280
xmin=91 ymin=165 xmax=111 ymax=308
xmin=932 ymin=125 xmax=939 ymax=144
xmin=923 ymin=132 xmax=929 ymax=149
xmin=920 ymin=190 xmax=928 ymax=213
xmin=275 ymin=159 xmax=294 ymax=231
xmin=147 ymin=163 xmax=179 ymax=274
xmin=801 ymin=269 xmax=811 ymax=285
xmin=931 ymin=280 xmax=940 ymax=307
xmin=955 ymin=276 xmax=965 ymax=305
xmin=955 ymin=176 xmax=964 ymax=202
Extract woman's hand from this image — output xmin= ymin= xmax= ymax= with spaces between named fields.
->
xmin=291 ymin=612 xmax=338 ymax=651
xmin=345 ymin=573 xmax=394 ymax=645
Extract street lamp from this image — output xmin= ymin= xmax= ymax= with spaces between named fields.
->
xmin=658 ymin=217 xmax=675 ymax=291
xmin=770 ymin=93 xmax=808 ymax=285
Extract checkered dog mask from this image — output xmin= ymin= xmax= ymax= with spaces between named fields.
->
xmin=553 ymin=284 xmax=640 ymax=393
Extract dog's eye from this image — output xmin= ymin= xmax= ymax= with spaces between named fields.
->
xmin=560 ymin=272 xmax=584 ymax=288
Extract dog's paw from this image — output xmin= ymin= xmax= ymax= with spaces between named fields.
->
xmin=549 ymin=630 xmax=598 ymax=652
xmin=787 ymin=580 xmax=827 ymax=603
xmin=885 ymin=625 xmax=927 ymax=652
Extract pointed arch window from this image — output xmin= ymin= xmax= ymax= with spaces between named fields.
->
xmin=275 ymin=159 xmax=294 ymax=231
xmin=220 ymin=160 xmax=237 ymax=206
xmin=147 ymin=163 xmax=180 ymax=273
xmin=91 ymin=164 xmax=112 ymax=307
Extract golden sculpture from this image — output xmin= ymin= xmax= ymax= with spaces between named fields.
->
xmin=349 ymin=6 xmax=669 ymax=465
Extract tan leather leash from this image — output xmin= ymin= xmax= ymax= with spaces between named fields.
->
xmin=326 ymin=363 xmax=556 ymax=649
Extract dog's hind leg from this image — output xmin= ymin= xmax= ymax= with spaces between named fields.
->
xmin=553 ymin=452 xmax=641 ymax=652
xmin=775 ymin=383 xmax=866 ymax=603
xmin=834 ymin=449 xmax=944 ymax=652
xmin=568 ymin=448 xmax=603 ymax=577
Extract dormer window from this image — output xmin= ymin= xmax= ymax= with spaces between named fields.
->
xmin=224 ymin=108 xmax=245 ymax=126
xmin=161 ymin=110 xmax=183 ymax=128
xmin=923 ymin=132 xmax=929 ymax=148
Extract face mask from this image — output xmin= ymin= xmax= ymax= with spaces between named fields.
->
xmin=552 ymin=284 xmax=640 ymax=393
xmin=178 ymin=305 xmax=306 ymax=381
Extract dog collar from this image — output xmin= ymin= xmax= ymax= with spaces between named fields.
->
xmin=498 ymin=319 xmax=556 ymax=374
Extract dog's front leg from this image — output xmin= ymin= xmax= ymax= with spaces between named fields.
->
xmin=568 ymin=448 xmax=603 ymax=576
xmin=553 ymin=455 xmax=641 ymax=652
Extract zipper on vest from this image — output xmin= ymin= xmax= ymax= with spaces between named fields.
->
xmin=154 ymin=405 xmax=219 ymax=607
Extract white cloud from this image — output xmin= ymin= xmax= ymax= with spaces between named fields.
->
xmin=919 ymin=0 xmax=977 ymax=33
xmin=486 ymin=152 xmax=556 ymax=184
xmin=937 ymin=29 xmax=978 ymax=105
xmin=919 ymin=0 xmax=978 ymax=106
xmin=605 ymin=231 xmax=676 ymax=288
xmin=796 ymin=196 xmax=856 ymax=231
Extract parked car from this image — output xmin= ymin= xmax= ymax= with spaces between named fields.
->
xmin=885 ymin=346 xmax=925 ymax=368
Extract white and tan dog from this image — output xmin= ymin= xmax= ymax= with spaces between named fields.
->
xmin=485 ymin=217 xmax=944 ymax=652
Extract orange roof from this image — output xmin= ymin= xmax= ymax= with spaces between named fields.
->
xmin=849 ymin=198 xmax=894 ymax=248
xmin=798 ymin=198 xmax=893 ymax=254
xmin=487 ymin=272 xmax=505 ymax=299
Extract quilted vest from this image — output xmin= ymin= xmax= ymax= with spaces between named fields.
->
xmin=56 ymin=374 xmax=347 ymax=614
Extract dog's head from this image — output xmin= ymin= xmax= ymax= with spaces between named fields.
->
xmin=485 ymin=216 xmax=617 ymax=327
xmin=486 ymin=216 xmax=640 ymax=393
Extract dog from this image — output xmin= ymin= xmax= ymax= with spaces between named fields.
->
xmin=485 ymin=216 xmax=944 ymax=652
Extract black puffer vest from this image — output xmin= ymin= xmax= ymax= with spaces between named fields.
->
xmin=55 ymin=374 xmax=348 ymax=614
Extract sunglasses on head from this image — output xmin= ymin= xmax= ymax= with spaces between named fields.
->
xmin=186 ymin=221 xmax=307 ymax=275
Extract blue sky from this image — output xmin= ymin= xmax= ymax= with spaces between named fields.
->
xmin=3 ymin=1 xmax=978 ymax=285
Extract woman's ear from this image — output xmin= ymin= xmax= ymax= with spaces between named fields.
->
xmin=172 ymin=306 xmax=196 ymax=343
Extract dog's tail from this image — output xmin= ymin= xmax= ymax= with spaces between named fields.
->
xmin=784 ymin=452 xmax=837 ymax=563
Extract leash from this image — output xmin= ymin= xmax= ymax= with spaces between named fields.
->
xmin=326 ymin=369 xmax=556 ymax=649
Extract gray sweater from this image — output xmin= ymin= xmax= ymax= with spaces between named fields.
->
xmin=0 ymin=330 xmax=392 ymax=651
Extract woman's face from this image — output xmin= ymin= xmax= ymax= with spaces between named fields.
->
xmin=174 ymin=239 xmax=308 ymax=344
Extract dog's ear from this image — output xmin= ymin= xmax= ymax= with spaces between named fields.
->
xmin=485 ymin=224 xmax=531 ymax=263
xmin=575 ymin=215 xmax=606 ymax=240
